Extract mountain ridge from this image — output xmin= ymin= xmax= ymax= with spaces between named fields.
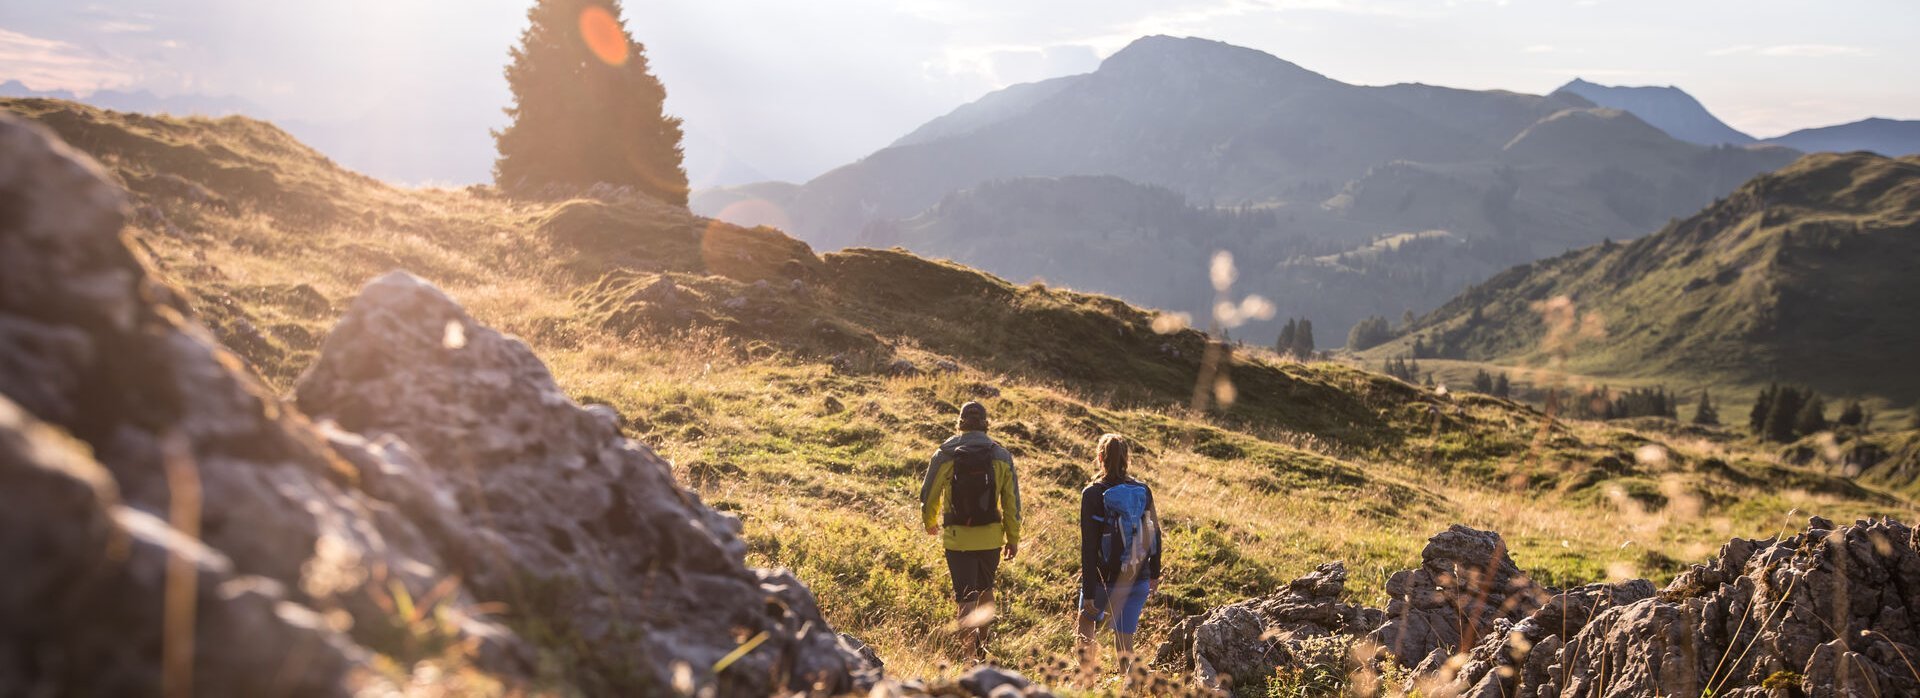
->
xmin=699 ymin=35 xmax=1796 ymax=342
xmin=1553 ymin=77 xmax=1757 ymax=146
xmin=1555 ymin=77 xmax=1920 ymax=157
xmin=1369 ymin=150 xmax=1920 ymax=405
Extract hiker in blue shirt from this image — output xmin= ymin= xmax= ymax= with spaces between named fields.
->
xmin=1075 ymin=433 xmax=1163 ymax=677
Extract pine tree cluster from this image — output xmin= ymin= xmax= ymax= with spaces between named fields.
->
xmin=1275 ymin=318 xmax=1316 ymax=359
xmin=1748 ymin=385 xmax=1865 ymax=442
xmin=1469 ymin=369 xmax=1512 ymax=399
xmin=1546 ymin=385 xmax=1681 ymax=421
xmin=1383 ymin=356 xmax=1422 ymax=383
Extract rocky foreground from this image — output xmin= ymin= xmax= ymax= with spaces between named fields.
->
xmin=3 ymin=112 xmax=1918 ymax=698
xmin=0 ymin=112 xmax=898 ymax=696
xmin=1158 ymin=520 xmax=1920 ymax=697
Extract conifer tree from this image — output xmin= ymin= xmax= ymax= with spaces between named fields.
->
xmin=1277 ymin=319 xmax=1297 ymax=357
xmin=1750 ymin=384 xmax=1777 ymax=434
xmin=1693 ymin=390 xmax=1719 ymax=426
xmin=1493 ymin=373 xmax=1511 ymax=399
xmin=1346 ymin=315 xmax=1392 ymax=351
xmin=1765 ymin=387 xmax=1804 ymax=442
xmin=1795 ymin=395 xmax=1828 ymax=437
xmin=494 ymin=0 xmax=689 ymax=205
xmin=1472 ymin=369 xmax=1493 ymax=394
xmin=1295 ymin=319 xmax=1315 ymax=357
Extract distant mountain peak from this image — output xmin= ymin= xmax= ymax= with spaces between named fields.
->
xmin=1555 ymin=78 xmax=1755 ymax=146
xmin=1560 ymin=77 xmax=1680 ymax=93
xmin=1098 ymin=35 xmax=1335 ymax=86
xmin=1765 ymin=117 xmax=1920 ymax=156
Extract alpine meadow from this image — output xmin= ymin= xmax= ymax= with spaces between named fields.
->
xmin=4 ymin=2 xmax=1920 ymax=697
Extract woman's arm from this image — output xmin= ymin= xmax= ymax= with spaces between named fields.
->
xmin=1146 ymin=488 xmax=1164 ymax=586
xmin=1080 ymin=486 xmax=1102 ymax=598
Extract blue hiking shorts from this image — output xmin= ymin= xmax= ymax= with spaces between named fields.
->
xmin=1080 ymin=578 xmax=1152 ymax=634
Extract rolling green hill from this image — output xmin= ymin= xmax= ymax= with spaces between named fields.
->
xmin=1368 ymin=151 xmax=1920 ymax=414
xmin=8 ymin=97 xmax=1913 ymax=689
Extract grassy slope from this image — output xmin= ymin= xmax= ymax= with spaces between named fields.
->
xmin=12 ymin=98 xmax=1916 ymax=685
xmin=1362 ymin=152 xmax=1920 ymax=426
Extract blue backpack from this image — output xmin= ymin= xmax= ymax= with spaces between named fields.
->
xmin=1096 ymin=482 xmax=1158 ymax=577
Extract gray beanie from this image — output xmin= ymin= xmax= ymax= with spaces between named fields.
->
xmin=957 ymin=401 xmax=989 ymax=432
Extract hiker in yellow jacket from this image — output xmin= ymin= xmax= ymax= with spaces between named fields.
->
xmin=919 ymin=400 xmax=1022 ymax=660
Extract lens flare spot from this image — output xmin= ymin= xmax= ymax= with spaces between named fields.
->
xmin=578 ymin=5 xmax=629 ymax=66
xmin=714 ymin=198 xmax=793 ymax=232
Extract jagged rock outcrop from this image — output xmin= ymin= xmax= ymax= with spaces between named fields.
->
xmin=1427 ymin=577 xmax=1656 ymax=696
xmin=0 ymin=111 xmax=504 ymax=695
xmin=0 ymin=111 xmax=878 ymax=695
xmin=1369 ymin=525 xmax=1550 ymax=668
xmin=1542 ymin=517 xmax=1920 ymax=697
xmin=0 ymin=395 xmax=368 ymax=697
xmin=1154 ymin=562 xmax=1386 ymax=691
xmin=1165 ymin=519 xmax=1920 ymax=697
xmin=294 ymin=270 xmax=877 ymax=694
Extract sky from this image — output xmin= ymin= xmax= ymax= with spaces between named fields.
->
xmin=2 ymin=0 xmax=1915 ymax=187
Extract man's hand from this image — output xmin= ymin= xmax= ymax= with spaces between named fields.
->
xmin=925 ymin=525 xmax=939 ymax=536
xmin=1080 ymin=599 xmax=1101 ymax=617
xmin=1003 ymin=542 xmax=1018 ymax=560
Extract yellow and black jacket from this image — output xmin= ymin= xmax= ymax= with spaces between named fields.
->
xmin=918 ymin=431 xmax=1021 ymax=551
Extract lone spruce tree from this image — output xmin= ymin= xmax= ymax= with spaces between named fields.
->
xmin=1692 ymin=390 xmax=1719 ymax=426
xmin=494 ymin=0 xmax=688 ymax=206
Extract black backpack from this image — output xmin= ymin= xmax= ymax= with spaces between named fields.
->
xmin=943 ymin=443 xmax=1002 ymax=526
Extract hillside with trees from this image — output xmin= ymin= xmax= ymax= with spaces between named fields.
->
xmin=1368 ymin=151 xmax=1920 ymax=415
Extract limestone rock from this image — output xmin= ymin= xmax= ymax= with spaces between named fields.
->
xmin=0 ymin=112 xmax=509 ymax=694
xmin=1547 ymin=519 xmax=1920 ymax=697
xmin=1156 ymin=562 xmax=1384 ymax=691
xmin=1369 ymin=525 xmax=1548 ymax=666
xmin=0 ymin=112 xmax=877 ymax=697
xmin=0 ymin=394 xmax=373 ymax=697
xmin=294 ymin=270 xmax=877 ymax=695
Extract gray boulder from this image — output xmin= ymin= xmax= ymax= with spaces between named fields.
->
xmin=293 ymin=270 xmax=878 ymax=695
xmin=0 ymin=111 xmax=877 ymax=696
xmin=0 ymin=112 xmax=507 ymax=694
xmin=1368 ymin=525 xmax=1549 ymax=667
xmin=0 ymin=395 xmax=367 ymax=697
xmin=1545 ymin=519 xmax=1920 ymax=697
xmin=1156 ymin=561 xmax=1385 ymax=691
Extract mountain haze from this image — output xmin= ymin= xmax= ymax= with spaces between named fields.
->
xmin=737 ymin=35 xmax=1797 ymax=341
xmin=1767 ymin=117 xmax=1920 ymax=157
xmin=1557 ymin=78 xmax=1920 ymax=157
xmin=1552 ymin=78 xmax=1755 ymax=146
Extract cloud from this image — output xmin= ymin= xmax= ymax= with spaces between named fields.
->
xmin=929 ymin=42 xmax=1100 ymax=90
xmin=96 ymin=20 xmax=154 ymax=33
xmin=0 ymin=27 xmax=133 ymax=92
xmin=1524 ymin=44 xmax=1556 ymax=54
xmin=1710 ymin=44 xmax=1867 ymax=58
